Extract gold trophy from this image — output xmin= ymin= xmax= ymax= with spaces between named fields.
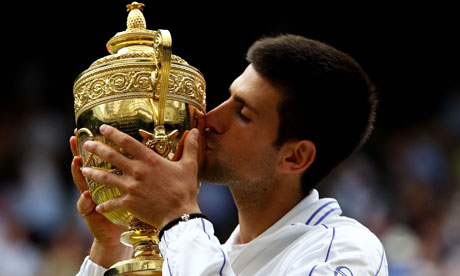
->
xmin=73 ymin=2 xmax=206 ymax=275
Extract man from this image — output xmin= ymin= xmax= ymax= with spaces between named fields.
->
xmin=73 ymin=34 xmax=388 ymax=275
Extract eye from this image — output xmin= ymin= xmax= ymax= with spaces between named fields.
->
xmin=238 ymin=110 xmax=251 ymax=123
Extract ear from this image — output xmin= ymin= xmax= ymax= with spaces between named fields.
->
xmin=277 ymin=140 xmax=316 ymax=174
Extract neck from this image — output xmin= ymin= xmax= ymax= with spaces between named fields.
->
xmin=230 ymin=177 xmax=303 ymax=244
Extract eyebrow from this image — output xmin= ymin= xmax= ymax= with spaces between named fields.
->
xmin=233 ymin=94 xmax=260 ymax=116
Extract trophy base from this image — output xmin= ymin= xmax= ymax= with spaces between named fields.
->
xmin=104 ymin=259 xmax=163 ymax=276
xmin=104 ymin=222 xmax=163 ymax=275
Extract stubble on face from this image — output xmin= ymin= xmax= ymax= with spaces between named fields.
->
xmin=199 ymin=141 xmax=241 ymax=186
xmin=199 ymin=138 xmax=280 ymax=209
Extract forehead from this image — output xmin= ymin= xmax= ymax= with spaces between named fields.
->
xmin=230 ymin=65 xmax=281 ymax=115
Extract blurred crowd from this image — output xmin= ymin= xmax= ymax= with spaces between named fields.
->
xmin=0 ymin=79 xmax=459 ymax=275
xmin=321 ymin=90 xmax=460 ymax=275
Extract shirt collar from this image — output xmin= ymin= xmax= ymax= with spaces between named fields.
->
xmin=262 ymin=189 xmax=320 ymax=236
xmin=225 ymin=189 xmax=343 ymax=246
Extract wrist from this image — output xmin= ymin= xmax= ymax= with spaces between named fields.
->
xmin=158 ymin=204 xmax=202 ymax=229
xmin=90 ymin=239 xmax=132 ymax=269
xmin=158 ymin=213 xmax=208 ymax=241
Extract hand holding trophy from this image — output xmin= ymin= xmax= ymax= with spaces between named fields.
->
xmin=72 ymin=2 xmax=206 ymax=275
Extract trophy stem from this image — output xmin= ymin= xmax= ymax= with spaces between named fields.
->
xmin=104 ymin=220 xmax=163 ymax=276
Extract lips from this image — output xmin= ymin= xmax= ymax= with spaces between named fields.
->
xmin=205 ymin=143 xmax=213 ymax=152
xmin=204 ymin=132 xmax=215 ymax=152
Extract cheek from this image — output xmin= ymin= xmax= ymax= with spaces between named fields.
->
xmin=213 ymin=119 xmax=277 ymax=159
xmin=213 ymin=132 xmax=251 ymax=161
xmin=227 ymin=136 xmax=268 ymax=164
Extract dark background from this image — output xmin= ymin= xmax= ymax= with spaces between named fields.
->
xmin=0 ymin=1 xmax=459 ymax=275
xmin=4 ymin=2 xmax=459 ymax=129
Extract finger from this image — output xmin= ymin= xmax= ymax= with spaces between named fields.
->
xmin=95 ymin=195 xmax=126 ymax=214
xmin=84 ymin=140 xmax=133 ymax=173
xmin=72 ymin=156 xmax=88 ymax=193
xmin=74 ymin=128 xmax=78 ymax=135
xmin=99 ymin=125 xmax=152 ymax=161
xmin=81 ymin=167 xmax=127 ymax=191
xmin=77 ymin=191 xmax=97 ymax=217
xmin=180 ymin=128 xmax=199 ymax=166
xmin=171 ymin=130 xmax=189 ymax=161
xmin=70 ymin=136 xmax=78 ymax=157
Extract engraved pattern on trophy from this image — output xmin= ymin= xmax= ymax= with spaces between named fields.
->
xmin=74 ymin=65 xmax=157 ymax=117
xmin=168 ymin=65 xmax=206 ymax=109
xmin=72 ymin=2 xmax=206 ymax=275
xmin=74 ymin=64 xmax=205 ymax=120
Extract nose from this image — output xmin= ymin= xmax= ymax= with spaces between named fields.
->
xmin=205 ymin=99 xmax=231 ymax=135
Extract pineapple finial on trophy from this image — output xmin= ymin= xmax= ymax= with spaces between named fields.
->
xmin=126 ymin=2 xmax=146 ymax=30
xmin=127 ymin=1 xmax=145 ymax=11
xmin=106 ymin=2 xmax=153 ymax=55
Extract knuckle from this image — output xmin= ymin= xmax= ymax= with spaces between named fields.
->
xmin=131 ymin=168 xmax=145 ymax=181
xmin=125 ymin=183 xmax=136 ymax=193
xmin=145 ymin=154 xmax=158 ymax=166
xmin=106 ymin=151 xmax=116 ymax=161
xmin=101 ymin=172 xmax=109 ymax=182
xmin=119 ymin=136 xmax=131 ymax=149
xmin=120 ymin=195 xmax=132 ymax=208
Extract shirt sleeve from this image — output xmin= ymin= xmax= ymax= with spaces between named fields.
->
xmin=75 ymin=256 xmax=108 ymax=276
xmin=159 ymin=218 xmax=235 ymax=276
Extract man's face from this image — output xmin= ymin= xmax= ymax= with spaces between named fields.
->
xmin=200 ymin=65 xmax=282 ymax=191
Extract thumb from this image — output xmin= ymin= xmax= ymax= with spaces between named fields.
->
xmin=170 ymin=130 xmax=188 ymax=161
xmin=77 ymin=191 xmax=97 ymax=217
xmin=180 ymin=128 xmax=199 ymax=165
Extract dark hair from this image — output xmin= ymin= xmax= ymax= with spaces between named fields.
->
xmin=247 ymin=34 xmax=377 ymax=195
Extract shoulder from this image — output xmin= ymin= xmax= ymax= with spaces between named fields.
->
xmin=286 ymin=217 xmax=387 ymax=275
xmin=327 ymin=216 xmax=384 ymax=255
xmin=296 ymin=215 xmax=382 ymax=250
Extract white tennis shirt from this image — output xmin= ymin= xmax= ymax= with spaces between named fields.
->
xmin=77 ymin=189 xmax=388 ymax=275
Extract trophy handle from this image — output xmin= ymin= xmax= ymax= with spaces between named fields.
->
xmin=155 ymin=29 xmax=172 ymax=126
xmin=75 ymin=127 xmax=95 ymax=168
xmin=141 ymin=29 xmax=176 ymax=157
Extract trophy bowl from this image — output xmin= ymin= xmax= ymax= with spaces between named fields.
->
xmin=73 ymin=3 xmax=206 ymax=275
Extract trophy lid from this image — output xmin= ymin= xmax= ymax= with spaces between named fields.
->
xmin=73 ymin=2 xmax=206 ymax=122
xmin=106 ymin=2 xmax=155 ymax=55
